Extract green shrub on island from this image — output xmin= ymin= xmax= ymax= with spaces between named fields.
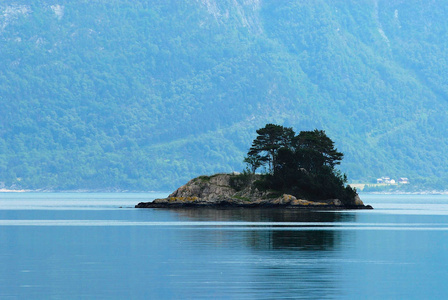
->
xmin=243 ymin=124 xmax=357 ymax=206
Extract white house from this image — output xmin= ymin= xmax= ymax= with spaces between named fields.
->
xmin=398 ymin=178 xmax=409 ymax=184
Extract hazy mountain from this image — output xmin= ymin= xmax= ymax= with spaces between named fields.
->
xmin=1 ymin=0 xmax=447 ymax=190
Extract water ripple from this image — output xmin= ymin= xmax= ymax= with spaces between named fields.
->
xmin=1 ymin=220 xmax=448 ymax=230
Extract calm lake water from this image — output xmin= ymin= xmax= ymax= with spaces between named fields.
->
xmin=1 ymin=193 xmax=448 ymax=299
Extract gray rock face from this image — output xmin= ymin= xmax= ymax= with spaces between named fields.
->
xmin=169 ymin=174 xmax=236 ymax=202
xmin=353 ymin=195 xmax=365 ymax=206
xmin=136 ymin=173 xmax=372 ymax=209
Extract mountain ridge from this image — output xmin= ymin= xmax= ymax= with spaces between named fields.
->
xmin=1 ymin=0 xmax=447 ymax=190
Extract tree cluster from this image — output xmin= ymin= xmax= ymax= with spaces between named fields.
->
xmin=245 ymin=124 xmax=357 ymax=205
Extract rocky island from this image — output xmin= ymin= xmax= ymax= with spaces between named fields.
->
xmin=135 ymin=173 xmax=372 ymax=209
xmin=136 ymin=124 xmax=373 ymax=210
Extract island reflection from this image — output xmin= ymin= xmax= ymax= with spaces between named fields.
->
xmin=163 ymin=208 xmax=356 ymax=251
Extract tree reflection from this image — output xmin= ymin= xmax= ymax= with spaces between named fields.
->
xmin=164 ymin=208 xmax=356 ymax=251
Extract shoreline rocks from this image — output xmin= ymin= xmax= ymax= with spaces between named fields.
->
xmin=135 ymin=173 xmax=373 ymax=209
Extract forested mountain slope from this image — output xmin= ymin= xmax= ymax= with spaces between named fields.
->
xmin=1 ymin=0 xmax=447 ymax=190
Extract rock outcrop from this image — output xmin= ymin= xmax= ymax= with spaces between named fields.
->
xmin=135 ymin=173 xmax=373 ymax=209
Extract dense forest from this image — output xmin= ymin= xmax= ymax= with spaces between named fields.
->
xmin=1 ymin=0 xmax=447 ymax=191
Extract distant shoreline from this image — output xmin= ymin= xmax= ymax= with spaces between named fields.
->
xmin=0 ymin=189 xmax=167 ymax=193
xmin=0 ymin=189 xmax=31 ymax=193
xmin=1 ymin=188 xmax=447 ymax=195
xmin=362 ymin=191 xmax=448 ymax=195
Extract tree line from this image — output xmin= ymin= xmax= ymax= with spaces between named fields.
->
xmin=244 ymin=124 xmax=357 ymax=205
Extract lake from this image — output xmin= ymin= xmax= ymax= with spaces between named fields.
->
xmin=1 ymin=193 xmax=448 ymax=299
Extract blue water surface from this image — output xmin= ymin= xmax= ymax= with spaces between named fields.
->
xmin=1 ymin=193 xmax=448 ymax=299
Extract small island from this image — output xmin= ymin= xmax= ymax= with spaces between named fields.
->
xmin=136 ymin=124 xmax=372 ymax=210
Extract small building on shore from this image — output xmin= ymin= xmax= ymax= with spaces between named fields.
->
xmin=398 ymin=177 xmax=409 ymax=184
xmin=376 ymin=177 xmax=409 ymax=185
xmin=377 ymin=177 xmax=392 ymax=184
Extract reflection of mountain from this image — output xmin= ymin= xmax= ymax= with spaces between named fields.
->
xmin=167 ymin=208 xmax=356 ymax=251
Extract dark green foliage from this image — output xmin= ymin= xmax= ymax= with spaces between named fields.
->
xmin=196 ymin=175 xmax=211 ymax=183
xmin=295 ymin=130 xmax=344 ymax=170
xmin=1 ymin=1 xmax=448 ymax=191
xmin=247 ymin=125 xmax=357 ymax=205
xmin=243 ymin=155 xmax=263 ymax=175
xmin=247 ymin=124 xmax=295 ymax=174
xmin=229 ymin=171 xmax=253 ymax=191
